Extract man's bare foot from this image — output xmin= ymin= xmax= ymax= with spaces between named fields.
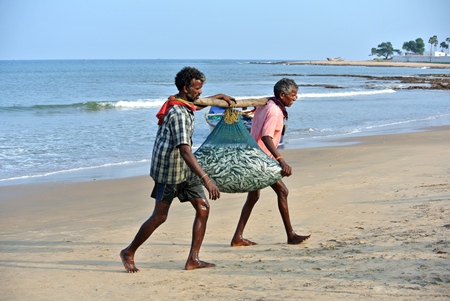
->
xmin=288 ymin=234 xmax=311 ymax=244
xmin=231 ymin=237 xmax=258 ymax=247
xmin=120 ymin=249 xmax=140 ymax=273
xmin=185 ymin=259 xmax=216 ymax=270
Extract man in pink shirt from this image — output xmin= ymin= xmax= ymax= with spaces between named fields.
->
xmin=231 ymin=78 xmax=311 ymax=246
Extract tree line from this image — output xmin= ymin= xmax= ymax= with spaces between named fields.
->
xmin=370 ymin=35 xmax=450 ymax=59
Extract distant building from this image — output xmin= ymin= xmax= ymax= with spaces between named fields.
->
xmin=433 ymin=51 xmax=447 ymax=57
xmin=393 ymin=51 xmax=450 ymax=63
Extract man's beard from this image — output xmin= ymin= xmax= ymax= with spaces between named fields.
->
xmin=186 ymin=93 xmax=199 ymax=103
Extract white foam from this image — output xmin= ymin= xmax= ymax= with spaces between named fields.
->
xmin=113 ymin=99 xmax=166 ymax=108
xmin=0 ymin=159 xmax=150 ymax=183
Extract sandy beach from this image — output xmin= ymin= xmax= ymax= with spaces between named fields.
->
xmin=1 ymin=126 xmax=449 ymax=300
xmin=284 ymin=60 xmax=450 ymax=69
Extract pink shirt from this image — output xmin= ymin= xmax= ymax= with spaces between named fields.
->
xmin=250 ymin=100 xmax=284 ymax=157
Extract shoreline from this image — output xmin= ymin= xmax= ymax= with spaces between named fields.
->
xmin=1 ymin=125 xmax=449 ymax=300
xmin=2 ymin=125 xmax=449 ymax=194
xmin=1 ymin=121 xmax=449 ymax=187
xmin=280 ymin=60 xmax=450 ymax=69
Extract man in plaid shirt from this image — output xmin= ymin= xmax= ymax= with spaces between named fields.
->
xmin=121 ymin=67 xmax=234 ymax=272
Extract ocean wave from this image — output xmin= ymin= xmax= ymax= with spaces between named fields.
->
xmin=289 ymin=127 xmax=329 ymax=135
xmin=0 ymin=99 xmax=167 ymax=112
xmin=112 ymin=99 xmax=166 ymax=109
xmin=364 ymin=113 xmax=450 ymax=129
xmin=287 ymin=128 xmax=362 ymax=141
xmin=0 ymin=90 xmax=397 ymax=112
xmin=0 ymin=159 xmax=150 ymax=183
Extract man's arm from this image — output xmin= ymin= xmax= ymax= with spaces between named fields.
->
xmin=261 ymin=136 xmax=292 ymax=177
xmin=194 ymin=94 xmax=235 ymax=110
xmin=178 ymin=144 xmax=220 ymax=200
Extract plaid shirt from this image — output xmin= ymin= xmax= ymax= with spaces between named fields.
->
xmin=150 ymin=105 xmax=194 ymax=184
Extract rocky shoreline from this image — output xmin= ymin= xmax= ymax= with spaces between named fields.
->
xmin=272 ymin=73 xmax=450 ymax=90
xmin=272 ymin=60 xmax=450 ymax=69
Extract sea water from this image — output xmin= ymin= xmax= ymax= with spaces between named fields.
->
xmin=1 ymin=59 xmax=449 ymax=184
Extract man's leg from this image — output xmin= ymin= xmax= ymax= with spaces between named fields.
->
xmin=271 ymin=180 xmax=310 ymax=244
xmin=120 ymin=201 xmax=171 ymax=273
xmin=231 ymin=190 xmax=260 ymax=246
xmin=185 ymin=197 xmax=215 ymax=270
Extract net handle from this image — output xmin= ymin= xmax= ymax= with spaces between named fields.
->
xmin=223 ymin=107 xmax=239 ymax=124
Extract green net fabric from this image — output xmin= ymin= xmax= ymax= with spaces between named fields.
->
xmin=194 ymin=108 xmax=282 ymax=193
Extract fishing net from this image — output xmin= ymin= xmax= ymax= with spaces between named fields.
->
xmin=194 ymin=108 xmax=282 ymax=193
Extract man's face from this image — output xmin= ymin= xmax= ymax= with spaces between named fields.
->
xmin=280 ymin=89 xmax=298 ymax=107
xmin=185 ymin=79 xmax=203 ymax=102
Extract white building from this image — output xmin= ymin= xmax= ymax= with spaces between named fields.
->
xmin=393 ymin=51 xmax=450 ymax=63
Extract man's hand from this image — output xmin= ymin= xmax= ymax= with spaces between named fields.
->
xmin=278 ymin=158 xmax=292 ymax=177
xmin=211 ymin=94 xmax=236 ymax=106
xmin=204 ymin=180 xmax=220 ymax=200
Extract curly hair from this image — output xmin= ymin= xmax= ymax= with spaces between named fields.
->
xmin=273 ymin=78 xmax=298 ymax=98
xmin=175 ymin=67 xmax=206 ymax=91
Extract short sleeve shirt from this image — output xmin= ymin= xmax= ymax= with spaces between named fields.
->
xmin=250 ymin=100 xmax=284 ymax=157
xmin=150 ymin=105 xmax=194 ymax=184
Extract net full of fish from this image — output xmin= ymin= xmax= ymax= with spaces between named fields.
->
xmin=194 ymin=108 xmax=282 ymax=193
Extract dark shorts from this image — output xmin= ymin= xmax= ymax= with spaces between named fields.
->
xmin=151 ymin=177 xmax=206 ymax=204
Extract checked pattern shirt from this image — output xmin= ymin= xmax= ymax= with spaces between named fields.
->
xmin=150 ymin=105 xmax=194 ymax=184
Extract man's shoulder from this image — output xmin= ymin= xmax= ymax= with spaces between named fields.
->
xmin=169 ymin=105 xmax=193 ymax=115
xmin=257 ymin=100 xmax=282 ymax=115
xmin=165 ymin=105 xmax=192 ymax=120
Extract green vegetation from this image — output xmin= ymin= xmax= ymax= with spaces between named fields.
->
xmin=428 ymin=35 xmax=438 ymax=54
xmin=370 ymin=42 xmax=401 ymax=59
xmin=441 ymin=38 xmax=450 ymax=53
xmin=402 ymin=38 xmax=425 ymax=55
xmin=371 ymin=35 xmax=449 ymax=58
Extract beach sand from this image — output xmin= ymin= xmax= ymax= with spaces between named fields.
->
xmin=284 ymin=60 xmax=450 ymax=69
xmin=1 ymin=126 xmax=449 ymax=300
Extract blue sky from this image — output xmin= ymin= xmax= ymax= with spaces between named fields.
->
xmin=1 ymin=0 xmax=449 ymax=61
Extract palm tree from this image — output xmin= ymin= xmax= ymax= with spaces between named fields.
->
xmin=447 ymin=38 xmax=450 ymax=54
xmin=428 ymin=35 xmax=438 ymax=61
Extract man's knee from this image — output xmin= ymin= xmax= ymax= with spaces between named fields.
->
xmin=152 ymin=203 xmax=170 ymax=224
xmin=152 ymin=212 xmax=168 ymax=225
xmin=273 ymin=183 xmax=289 ymax=198
xmin=192 ymin=198 xmax=210 ymax=216
xmin=247 ymin=191 xmax=260 ymax=203
xmin=199 ymin=198 xmax=210 ymax=213
xmin=280 ymin=187 xmax=289 ymax=198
